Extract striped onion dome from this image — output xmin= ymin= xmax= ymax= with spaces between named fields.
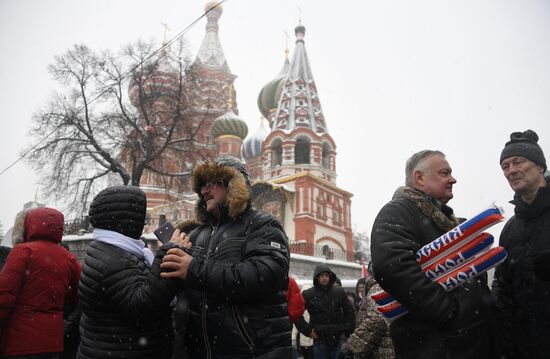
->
xmin=210 ymin=109 xmax=248 ymax=140
xmin=257 ymin=58 xmax=290 ymax=119
xmin=242 ymin=118 xmax=270 ymax=159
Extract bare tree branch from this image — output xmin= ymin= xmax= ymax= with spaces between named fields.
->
xmin=24 ymin=39 xmax=206 ymax=216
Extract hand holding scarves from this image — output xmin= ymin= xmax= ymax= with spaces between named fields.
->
xmin=371 ymin=205 xmax=507 ymax=320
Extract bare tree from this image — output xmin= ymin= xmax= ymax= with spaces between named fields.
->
xmin=352 ymin=228 xmax=370 ymax=263
xmin=25 ymin=39 xmax=206 ymax=216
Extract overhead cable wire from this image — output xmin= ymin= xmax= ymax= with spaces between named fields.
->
xmin=0 ymin=0 xmax=226 ymax=178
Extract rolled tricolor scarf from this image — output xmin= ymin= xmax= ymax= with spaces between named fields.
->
xmin=372 ymin=204 xmax=507 ymax=320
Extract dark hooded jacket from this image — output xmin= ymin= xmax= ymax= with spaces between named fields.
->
xmin=0 ymin=208 xmax=81 ymax=357
xmin=296 ymin=264 xmax=356 ymax=343
xmin=371 ymin=186 xmax=492 ymax=359
xmin=77 ymin=186 xmax=181 ymax=359
xmin=493 ymin=179 xmax=550 ymax=358
xmin=182 ymin=159 xmax=292 ymax=359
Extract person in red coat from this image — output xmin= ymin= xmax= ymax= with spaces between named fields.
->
xmin=287 ymin=276 xmax=305 ymax=323
xmin=0 ymin=207 xmax=81 ymax=358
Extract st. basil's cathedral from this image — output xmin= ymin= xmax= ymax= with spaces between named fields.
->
xmin=133 ymin=2 xmax=354 ymax=262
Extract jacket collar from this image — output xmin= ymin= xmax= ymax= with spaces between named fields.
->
xmin=512 ymin=178 xmax=550 ymax=220
xmin=393 ymin=186 xmax=459 ymax=232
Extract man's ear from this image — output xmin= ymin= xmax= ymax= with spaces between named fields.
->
xmin=414 ymin=170 xmax=424 ymax=187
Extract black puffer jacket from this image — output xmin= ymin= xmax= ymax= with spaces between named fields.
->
xmin=296 ymin=264 xmax=356 ymax=343
xmin=371 ymin=186 xmax=492 ymax=359
xmin=182 ymin=160 xmax=292 ymax=359
xmin=77 ymin=241 xmax=180 ymax=359
xmin=493 ymin=180 xmax=550 ymax=358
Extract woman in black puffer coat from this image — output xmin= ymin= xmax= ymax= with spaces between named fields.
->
xmin=77 ymin=186 xmax=182 ymax=359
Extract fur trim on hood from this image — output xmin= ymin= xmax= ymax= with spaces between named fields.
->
xmin=192 ymin=160 xmax=250 ymax=222
xmin=12 ymin=207 xmax=64 ymax=245
xmin=11 ymin=209 xmax=30 ymax=246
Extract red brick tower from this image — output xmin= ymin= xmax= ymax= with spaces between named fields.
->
xmin=126 ymin=1 xmax=240 ymax=227
xmin=250 ymin=23 xmax=353 ymax=260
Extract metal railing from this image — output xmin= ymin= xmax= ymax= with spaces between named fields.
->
xmin=289 ymin=241 xmax=351 ymax=262
xmin=64 ymin=216 xmax=90 ymax=235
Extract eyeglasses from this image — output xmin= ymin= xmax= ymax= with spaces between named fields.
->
xmin=201 ymin=181 xmax=224 ymax=191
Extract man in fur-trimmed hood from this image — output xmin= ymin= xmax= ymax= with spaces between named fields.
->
xmin=191 ymin=156 xmax=252 ymax=223
xmin=161 ymin=156 xmax=293 ymax=359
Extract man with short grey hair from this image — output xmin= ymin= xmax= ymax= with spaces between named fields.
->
xmin=404 ymin=149 xmax=445 ymax=187
xmin=493 ymin=129 xmax=550 ymax=358
xmin=371 ymin=150 xmax=492 ymax=358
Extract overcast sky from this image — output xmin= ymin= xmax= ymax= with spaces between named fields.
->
xmin=1 ymin=0 xmax=549 ymax=239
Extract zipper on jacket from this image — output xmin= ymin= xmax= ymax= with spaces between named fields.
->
xmin=214 ymin=238 xmax=243 ymax=253
xmin=201 ymin=291 xmax=212 ymax=359
xmin=232 ymin=306 xmax=255 ymax=353
xmin=202 ymin=218 xmax=219 ymax=359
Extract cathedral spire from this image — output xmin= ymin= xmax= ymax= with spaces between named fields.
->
xmin=272 ymin=23 xmax=328 ymax=134
xmin=194 ymin=1 xmax=230 ymax=71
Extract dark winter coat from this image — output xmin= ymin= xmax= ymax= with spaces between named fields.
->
xmin=371 ymin=186 xmax=493 ymax=359
xmin=296 ymin=264 xmax=356 ymax=344
xmin=493 ymin=180 xmax=550 ymax=358
xmin=77 ymin=241 xmax=181 ymax=359
xmin=0 ymin=208 xmax=81 ymax=357
xmin=182 ymin=160 xmax=292 ymax=359
xmin=346 ymin=278 xmax=395 ymax=359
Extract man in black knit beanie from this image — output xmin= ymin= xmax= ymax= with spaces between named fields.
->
xmin=493 ymin=129 xmax=550 ymax=358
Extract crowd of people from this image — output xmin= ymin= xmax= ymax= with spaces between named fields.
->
xmin=0 ymin=129 xmax=548 ymax=359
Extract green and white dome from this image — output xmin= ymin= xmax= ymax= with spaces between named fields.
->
xmin=257 ymin=58 xmax=290 ymax=119
xmin=210 ymin=109 xmax=248 ymax=140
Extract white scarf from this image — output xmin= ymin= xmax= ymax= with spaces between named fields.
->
xmin=93 ymin=228 xmax=154 ymax=266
